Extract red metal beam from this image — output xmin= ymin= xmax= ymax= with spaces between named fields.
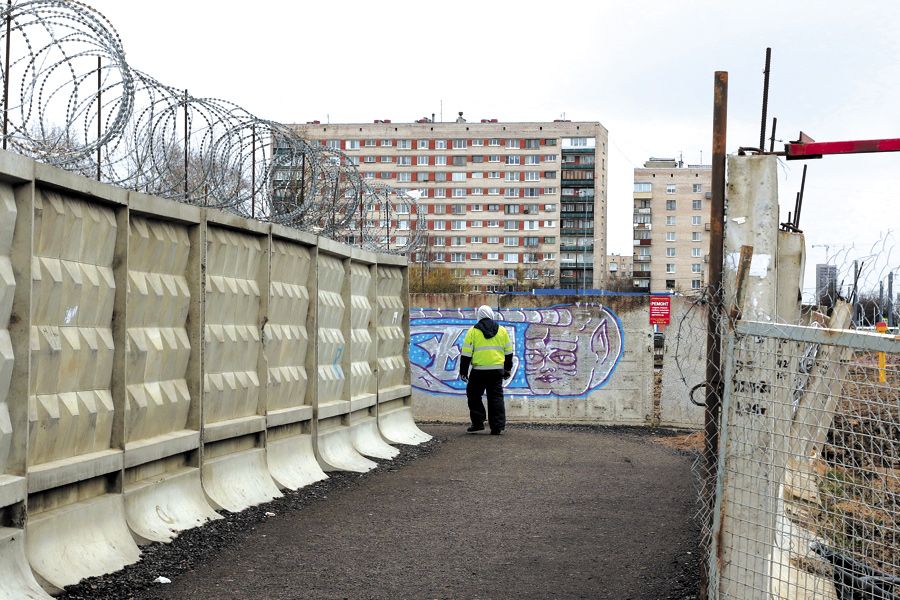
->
xmin=786 ymin=137 xmax=900 ymax=159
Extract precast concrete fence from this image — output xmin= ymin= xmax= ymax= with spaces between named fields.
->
xmin=0 ymin=151 xmax=426 ymax=597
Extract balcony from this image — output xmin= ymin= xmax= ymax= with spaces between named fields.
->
xmin=633 ymin=239 xmax=652 ymax=246
xmin=561 ymin=179 xmax=594 ymax=187
xmin=633 ymin=191 xmax=653 ymax=200
xmin=633 ymin=223 xmax=652 ymax=230
xmin=634 ymin=208 xmax=651 ymax=215
xmin=705 ymin=223 xmax=711 ymax=231
xmin=634 ymin=279 xmax=650 ymax=289
xmin=633 ymin=255 xmax=651 ymax=263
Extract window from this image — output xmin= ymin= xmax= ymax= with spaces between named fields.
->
xmin=666 ymin=199 xmax=676 ymax=210
xmin=568 ymin=137 xmax=588 ymax=147
xmin=504 ymin=204 xmax=520 ymax=215
xmin=472 ymin=139 xmax=484 ymax=147
xmin=487 ymin=237 xmax=500 ymax=244
xmin=345 ymin=139 xmax=360 ymax=150
xmin=452 ymin=172 xmax=466 ymax=182
xmin=417 ymin=155 xmax=429 ymax=166
xmin=692 ymin=216 xmax=702 ymax=226
xmin=691 ymin=279 xmax=702 ymax=290
xmin=488 ymin=171 xmax=500 ymax=179
xmin=525 ymin=155 xmax=540 ymax=165
xmin=692 ymin=183 xmax=702 ymax=193
xmin=666 ymin=232 xmax=676 ymax=241
xmin=397 ymin=156 xmax=411 ymax=166
xmin=396 ymin=203 xmax=410 ymax=214
xmin=544 ymin=236 xmax=556 ymax=244
xmin=691 ymin=263 xmax=702 ymax=273
xmin=505 ymin=220 xmax=518 ymax=231
xmin=471 ymin=204 xmax=483 ymax=212
xmin=488 ymin=138 xmax=500 ymax=147
xmin=451 ymin=236 xmax=465 ymax=246
xmin=525 ymin=139 xmax=540 ymax=149
xmin=381 ymin=139 xmax=392 ymax=147
xmin=523 ymin=253 xmax=538 ymax=264
xmin=435 ymin=140 xmax=447 ymax=149
xmin=523 ymin=236 xmax=539 ymax=247
xmin=506 ymin=139 xmax=520 ymax=149
xmin=453 ymin=139 xmax=467 ymax=149
xmin=416 ymin=172 xmax=429 ymax=182
xmin=435 ymin=155 xmax=447 ymax=166
xmin=504 ymin=253 xmax=519 ymax=263
xmin=365 ymin=139 xmax=376 ymax=147
xmin=692 ymin=199 xmax=702 ymax=210
xmin=433 ymin=237 xmax=445 ymax=247
xmin=504 ymin=172 xmax=520 ymax=182
xmin=544 ymin=203 xmax=556 ymax=212
xmin=471 ymin=188 xmax=483 ymax=196
xmin=543 ymin=154 xmax=557 ymax=162
xmin=471 ymin=156 xmax=485 ymax=164
xmin=634 ymin=182 xmax=651 ymax=192
xmin=692 ymin=232 xmax=702 ymax=241
xmin=346 ymin=156 xmax=359 ymax=165
xmin=470 ymin=221 xmax=483 ymax=229
xmin=381 ymin=156 xmax=393 ymax=163
xmin=543 ymin=187 xmax=557 ymax=195
xmin=544 ymin=253 xmax=555 ymax=261
xmin=543 ymin=171 xmax=557 ymax=179
xmin=666 ymin=247 xmax=676 ymax=257
xmin=692 ymin=247 xmax=702 ymax=257
xmin=433 ymin=252 xmax=445 ymax=262
xmin=487 ymin=220 xmax=500 ymax=228
xmin=452 ymin=189 xmax=467 ymax=200
xmin=434 ymin=220 xmax=446 ymax=230
xmin=364 ymin=172 xmax=374 ymax=180
xmin=398 ymin=172 xmax=412 ymax=182
xmin=487 ymin=253 xmax=499 ymax=261
xmin=486 ymin=155 xmax=499 ymax=164
xmin=524 ymin=204 xmax=539 ymax=215
xmin=378 ymin=172 xmax=392 ymax=179
xmin=471 ymin=172 xmax=484 ymax=179
xmin=326 ymin=140 xmax=340 ymax=150
xmin=397 ymin=220 xmax=409 ymax=231
xmin=451 ymin=204 xmax=466 ymax=215
xmin=666 ymin=263 xmax=675 ymax=273
xmin=543 ymin=220 xmax=555 ymax=227
xmin=504 ymin=236 xmax=518 ymax=246
xmin=524 ymin=220 xmax=539 ymax=231
xmin=487 ymin=204 xmax=500 ymax=212
xmin=666 ymin=279 xmax=676 ymax=288
xmin=452 ymin=156 xmax=466 ymax=167
xmin=525 ymin=171 xmax=540 ymax=181
xmin=363 ymin=155 xmax=376 ymax=163
xmin=417 ymin=139 xmax=429 ymax=149
xmin=452 ymin=220 xmax=466 ymax=231
xmin=666 ymin=184 xmax=676 ymax=193
xmin=435 ymin=188 xmax=447 ymax=198
xmin=488 ymin=187 xmax=500 ymax=196
xmin=435 ymin=172 xmax=447 ymax=182
xmin=471 ymin=237 xmax=482 ymax=244
xmin=397 ymin=140 xmax=411 ymax=150
xmin=506 ymin=155 xmax=521 ymax=165
xmin=504 ymin=188 xmax=520 ymax=199
xmin=666 ymin=216 xmax=676 ymax=226
xmin=524 ymin=188 xmax=540 ymax=198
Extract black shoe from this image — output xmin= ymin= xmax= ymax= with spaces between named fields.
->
xmin=490 ymin=429 xmax=504 ymax=436
xmin=466 ymin=424 xmax=485 ymax=433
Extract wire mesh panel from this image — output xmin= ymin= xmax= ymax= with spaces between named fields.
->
xmin=710 ymin=320 xmax=899 ymax=600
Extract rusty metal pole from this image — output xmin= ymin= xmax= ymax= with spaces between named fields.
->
xmin=183 ymin=89 xmax=189 ymax=201
xmin=251 ymin=126 xmax=256 ymax=219
xmin=769 ymin=117 xmax=777 ymax=153
xmin=96 ymin=56 xmax=101 ymax=180
xmin=759 ymin=47 xmax=771 ymax=152
xmin=699 ymin=70 xmax=728 ymax=600
xmin=3 ymin=0 xmax=11 ymax=150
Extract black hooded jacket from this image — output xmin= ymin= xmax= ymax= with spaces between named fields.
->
xmin=459 ymin=318 xmax=513 ymax=377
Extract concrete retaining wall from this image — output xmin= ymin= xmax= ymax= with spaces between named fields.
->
xmin=409 ymin=294 xmax=657 ymax=425
xmin=0 ymin=151 xmax=423 ymax=595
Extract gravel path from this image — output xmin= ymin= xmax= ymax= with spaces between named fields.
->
xmin=61 ymin=424 xmax=701 ymax=600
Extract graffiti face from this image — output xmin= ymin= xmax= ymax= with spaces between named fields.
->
xmin=410 ymin=304 xmax=623 ymax=398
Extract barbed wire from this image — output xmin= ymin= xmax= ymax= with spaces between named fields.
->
xmin=0 ymin=0 xmax=418 ymax=253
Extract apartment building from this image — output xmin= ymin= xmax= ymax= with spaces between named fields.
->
xmin=605 ymin=253 xmax=634 ymax=285
xmin=289 ymin=116 xmax=608 ymax=291
xmin=633 ymin=158 xmax=712 ymax=292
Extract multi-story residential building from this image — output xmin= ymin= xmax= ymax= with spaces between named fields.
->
xmin=815 ymin=263 xmax=838 ymax=304
xmin=605 ymin=253 xmax=633 ymax=285
xmin=633 ymin=158 xmax=712 ymax=292
xmin=289 ymin=116 xmax=608 ymax=291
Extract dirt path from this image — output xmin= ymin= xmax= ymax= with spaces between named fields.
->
xmin=63 ymin=424 xmax=701 ymax=600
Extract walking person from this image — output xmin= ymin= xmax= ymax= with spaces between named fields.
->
xmin=459 ymin=305 xmax=513 ymax=435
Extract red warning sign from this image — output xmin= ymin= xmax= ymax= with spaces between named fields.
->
xmin=649 ymin=296 xmax=671 ymax=325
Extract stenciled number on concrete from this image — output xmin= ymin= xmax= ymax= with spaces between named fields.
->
xmin=410 ymin=304 xmax=624 ymax=398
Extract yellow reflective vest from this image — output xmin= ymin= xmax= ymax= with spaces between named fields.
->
xmin=461 ymin=325 xmax=513 ymax=370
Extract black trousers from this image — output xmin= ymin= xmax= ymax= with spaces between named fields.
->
xmin=466 ymin=369 xmax=505 ymax=431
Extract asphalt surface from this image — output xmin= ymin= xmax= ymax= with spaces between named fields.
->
xmin=62 ymin=424 xmax=700 ymax=600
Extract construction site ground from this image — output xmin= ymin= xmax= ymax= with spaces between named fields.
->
xmin=61 ymin=424 xmax=701 ymax=600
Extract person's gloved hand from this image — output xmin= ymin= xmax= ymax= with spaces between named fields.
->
xmin=503 ymin=370 xmax=511 ymax=380
xmin=460 ymin=373 xmax=468 ymax=383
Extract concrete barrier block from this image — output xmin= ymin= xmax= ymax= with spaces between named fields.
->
xmin=124 ymin=458 xmax=220 ymax=544
xmin=349 ymin=410 xmax=398 ymax=460
xmin=0 ymin=331 xmax=11 ymax=474
xmin=26 ymin=491 xmax=140 ymax=593
xmin=316 ymin=417 xmax=377 ymax=473
xmin=0 ymin=527 xmax=52 ymax=599
xmin=378 ymin=397 xmax=431 ymax=445
xmin=201 ymin=442 xmax=281 ymax=512
xmin=266 ymin=424 xmax=327 ymax=490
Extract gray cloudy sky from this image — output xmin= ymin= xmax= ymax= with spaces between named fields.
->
xmin=88 ymin=0 xmax=900 ymax=297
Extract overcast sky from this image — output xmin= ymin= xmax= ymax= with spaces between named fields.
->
xmin=86 ymin=0 xmax=900 ymax=297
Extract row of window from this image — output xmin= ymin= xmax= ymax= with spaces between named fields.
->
xmin=634 ymin=231 xmax=704 ymax=242
xmin=634 ymin=182 xmax=705 ymax=193
xmin=634 ymin=215 xmax=706 ymax=225
xmin=429 ymin=219 xmax=554 ymax=231
xmin=661 ymin=247 xmax=706 ymax=257
xmin=364 ymin=171 xmax=558 ymax=182
xmin=425 ymin=236 xmax=556 ymax=247
xmin=356 ymin=155 xmax=557 ymax=165
xmin=339 ymin=138 xmax=559 ymax=150
xmin=664 ymin=264 xmax=704 ymax=273
xmin=422 ymin=252 xmax=549 ymax=265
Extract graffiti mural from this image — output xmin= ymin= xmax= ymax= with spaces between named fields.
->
xmin=410 ymin=304 xmax=624 ymax=398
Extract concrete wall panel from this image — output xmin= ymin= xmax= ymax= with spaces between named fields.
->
xmin=0 ymin=185 xmax=15 ymax=478
xmin=316 ymin=253 xmax=347 ymax=407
